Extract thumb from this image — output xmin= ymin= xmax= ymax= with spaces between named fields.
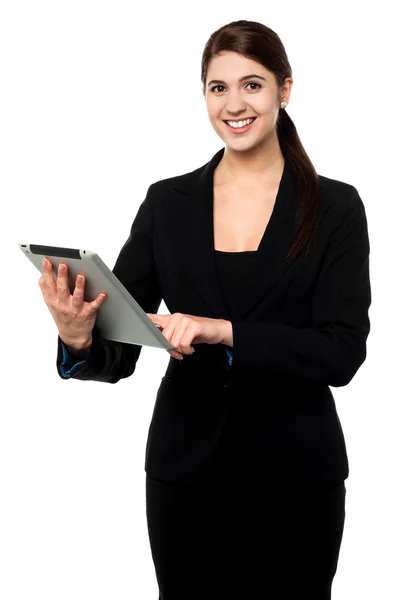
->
xmin=147 ymin=313 xmax=162 ymax=326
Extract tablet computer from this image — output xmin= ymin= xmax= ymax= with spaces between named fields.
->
xmin=19 ymin=243 xmax=174 ymax=351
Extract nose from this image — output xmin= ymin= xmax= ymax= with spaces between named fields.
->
xmin=225 ymin=103 xmax=247 ymax=113
xmin=224 ymin=94 xmax=249 ymax=118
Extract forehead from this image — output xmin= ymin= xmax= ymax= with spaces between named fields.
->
xmin=207 ymin=51 xmax=272 ymax=82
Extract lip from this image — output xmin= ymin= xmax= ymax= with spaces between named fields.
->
xmin=223 ymin=117 xmax=256 ymax=123
xmin=223 ymin=117 xmax=257 ymax=134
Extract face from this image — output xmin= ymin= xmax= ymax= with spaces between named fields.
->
xmin=203 ymin=51 xmax=292 ymax=149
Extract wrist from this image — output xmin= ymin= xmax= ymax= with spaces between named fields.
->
xmin=59 ymin=334 xmax=92 ymax=357
xmin=220 ymin=320 xmax=233 ymax=347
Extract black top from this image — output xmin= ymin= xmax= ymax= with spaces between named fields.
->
xmin=214 ymin=249 xmax=258 ymax=319
xmin=211 ymin=249 xmax=262 ymax=486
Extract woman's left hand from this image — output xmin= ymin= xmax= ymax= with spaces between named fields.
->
xmin=146 ymin=312 xmax=229 ymax=360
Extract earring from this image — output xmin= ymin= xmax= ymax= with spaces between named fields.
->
xmin=280 ymin=101 xmax=288 ymax=109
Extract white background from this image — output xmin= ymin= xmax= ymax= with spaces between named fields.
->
xmin=1 ymin=1 xmax=397 ymax=598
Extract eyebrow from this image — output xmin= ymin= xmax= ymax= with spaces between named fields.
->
xmin=207 ymin=74 xmax=266 ymax=87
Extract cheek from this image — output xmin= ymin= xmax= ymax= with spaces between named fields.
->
xmin=206 ymin=101 xmax=221 ymax=118
xmin=257 ymin=104 xmax=275 ymax=117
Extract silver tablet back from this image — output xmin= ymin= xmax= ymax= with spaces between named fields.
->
xmin=19 ymin=243 xmax=173 ymax=350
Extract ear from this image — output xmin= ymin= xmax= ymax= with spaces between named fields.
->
xmin=281 ymin=77 xmax=294 ymax=103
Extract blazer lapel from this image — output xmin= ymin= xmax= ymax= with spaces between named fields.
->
xmin=171 ymin=147 xmax=303 ymax=321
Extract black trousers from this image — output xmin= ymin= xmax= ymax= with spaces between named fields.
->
xmin=145 ymin=475 xmax=346 ymax=600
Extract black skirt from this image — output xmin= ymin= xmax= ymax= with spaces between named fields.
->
xmin=146 ymin=475 xmax=346 ymax=600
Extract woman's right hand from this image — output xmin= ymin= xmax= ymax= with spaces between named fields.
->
xmin=38 ymin=258 xmax=107 ymax=352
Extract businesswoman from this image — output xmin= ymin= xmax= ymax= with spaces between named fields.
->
xmin=39 ymin=20 xmax=371 ymax=600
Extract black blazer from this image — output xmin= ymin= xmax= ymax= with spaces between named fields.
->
xmin=57 ymin=147 xmax=371 ymax=488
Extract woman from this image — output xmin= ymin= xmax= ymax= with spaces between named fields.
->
xmin=39 ymin=20 xmax=371 ymax=600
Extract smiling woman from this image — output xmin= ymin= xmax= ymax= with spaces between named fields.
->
xmin=142 ymin=18 xmax=369 ymax=600
xmin=45 ymin=17 xmax=370 ymax=600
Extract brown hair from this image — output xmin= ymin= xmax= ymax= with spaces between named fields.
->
xmin=201 ymin=19 xmax=323 ymax=264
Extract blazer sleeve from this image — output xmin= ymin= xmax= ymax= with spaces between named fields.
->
xmin=58 ymin=340 xmax=87 ymax=378
xmin=56 ymin=183 xmax=163 ymax=384
xmin=230 ymin=187 xmax=371 ymax=387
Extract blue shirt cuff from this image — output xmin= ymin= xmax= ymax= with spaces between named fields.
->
xmin=225 ymin=347 xmax=233 ymax=366
xmin=60 ymin=340 xmax=87 ymax=378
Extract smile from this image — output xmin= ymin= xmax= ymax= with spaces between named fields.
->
xmin=223 ymin=117 xmax=257 ymax=134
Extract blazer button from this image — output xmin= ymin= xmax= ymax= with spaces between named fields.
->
xmin=223 ymin=379 xmax=233 ymax=389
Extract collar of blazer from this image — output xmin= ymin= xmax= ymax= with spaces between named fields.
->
xmin=162 ymin=147 xmax=327 ymax=322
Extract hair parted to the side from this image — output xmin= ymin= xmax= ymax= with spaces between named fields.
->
xmin=201 ymin=19 xmax=323 ymax=264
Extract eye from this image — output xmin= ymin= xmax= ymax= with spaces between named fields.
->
xmin=210 ymin=82 xmax=262 ymax=93
xmin=247 ymin=82 xmax=262 ymax=91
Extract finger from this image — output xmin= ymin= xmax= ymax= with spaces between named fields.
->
xmin=71 ymin=273 xmax=86 ymax=310
xmin=148 ymin=314 xmax=164 ymax=330
xmin=87 ymin=292 xmax=107 ymax=316
xmin=168 ymin=349 xmax=183 ymax=360
xmin=148 ymin=314 xmax=163 ymax=328
xmin=159 ymin=318 xmax=183 ymax=358
xmin=56 ymin=262 xmax=71 ymax=303
xmin=177 ymin=321 xmax=197 ymax=355
xmin=170 ymin=317 xmax=195 ymax=355
xmin=39 ymin=258 xmax=57 ymax=295
xmin=162 ymin=319 xmax=179 ymax=353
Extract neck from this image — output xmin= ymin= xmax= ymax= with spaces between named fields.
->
xmin=217 ymin=136 xmax=284 ymax=186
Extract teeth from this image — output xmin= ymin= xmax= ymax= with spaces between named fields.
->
xmin=226 ymin=117 xmax=255 ymax=128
